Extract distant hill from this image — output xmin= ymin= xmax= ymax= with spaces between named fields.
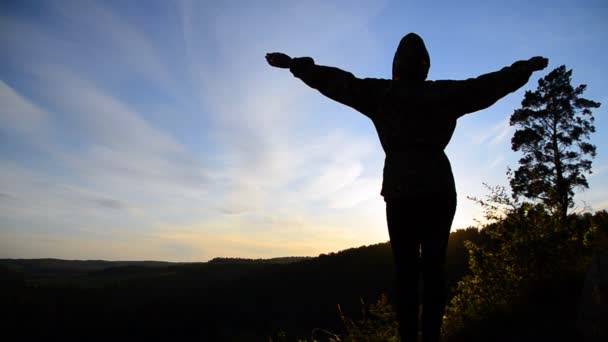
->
xmin=208 ymin=256 xmax=311 ymax=264
xmin=0 ymin=256 xmax=312 ymax=285
xmin=0 ymin=230 xmax=481 ymax=341
xmin=0 ymin=243 xmax=395 ymax=340
xmin=0 ymin=256 xmax=311 ymax=279
xmin=0 ymin=258 xmax=180 ymax=283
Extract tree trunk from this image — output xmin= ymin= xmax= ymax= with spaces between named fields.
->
xmin=552 ymin=118 xmax=568 ymax=223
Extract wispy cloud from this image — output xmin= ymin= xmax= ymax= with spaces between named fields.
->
xmin=0 ymin=81 xmax=51 ymax=139
xmin=0 ymin=0 xmax=391 ymax=260
xmin=175 ymin=0 xmax=387 ymax=219
xmin=49 ymin=0 xmax=181 ymax=97
xmin=470 ymin=118 xmax=513 ymax=147
xmin=486 ymin=155 xmax=506 ymax=170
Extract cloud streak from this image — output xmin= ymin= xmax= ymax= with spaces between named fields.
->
xmin=0 ymin=0 xmax=391 ymax=260
xmin=0 ymin=81 xmax=50 ymax=138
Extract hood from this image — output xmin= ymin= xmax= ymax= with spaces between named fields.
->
xmin=392 ymin=33 xmax=430 ymax=82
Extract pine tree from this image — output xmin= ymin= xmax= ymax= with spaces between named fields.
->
xmin=509 ymin=65 xmax=600 ymax=222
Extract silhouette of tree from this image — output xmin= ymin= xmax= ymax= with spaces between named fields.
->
xmin=509 ymin=65 xmax=600 ymax=222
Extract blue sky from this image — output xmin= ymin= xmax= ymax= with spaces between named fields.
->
xmin=1 ymin=0 xmax=607 ymax=261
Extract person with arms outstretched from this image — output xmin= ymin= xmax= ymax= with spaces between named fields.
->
xmin=266 ymin=33 xmax=548 ymax=342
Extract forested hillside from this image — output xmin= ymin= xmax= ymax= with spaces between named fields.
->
xmin=1 ymin=230 xmax=478 ymax=341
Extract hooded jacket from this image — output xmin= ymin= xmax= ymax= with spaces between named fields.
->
xmin=289 ymin=33 xmax=536 ymax=199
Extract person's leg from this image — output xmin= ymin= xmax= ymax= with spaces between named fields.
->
xmin=420 ymin=195 xmax=456 ymax=342
xmin=386 ymin=198 xmax=423 ymax=341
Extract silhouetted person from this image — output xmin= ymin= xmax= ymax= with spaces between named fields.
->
xmin=266 ymin=33 xmax=548 ymax=342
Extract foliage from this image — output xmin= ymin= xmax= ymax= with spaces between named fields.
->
xmin=509 ymin=65 xmax=600 ymax=221
xmin=338 ymin=294 xmax=400 ymax=342
xmin=442 ymin=185 xmax=604 ymax=340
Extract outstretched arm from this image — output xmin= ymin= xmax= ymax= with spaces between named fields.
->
xmin=444 ymin=56 xmax=548 ymax=116
xmin=266 ymin=52 xmax=386 ymax=117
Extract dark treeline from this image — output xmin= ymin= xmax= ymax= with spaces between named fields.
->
xmin=1 ymin=228 xmax=484 ymax=341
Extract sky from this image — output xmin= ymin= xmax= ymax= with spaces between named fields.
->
xmin=1 ymin=0 xmax=607 ymax=261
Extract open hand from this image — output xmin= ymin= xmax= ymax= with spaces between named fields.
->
xmin=266 ymin=52 xmax=292 ymax=68
xmin=528 ymin=56 xmax=549 ymax=71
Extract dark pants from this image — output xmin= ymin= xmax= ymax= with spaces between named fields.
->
xmin=386 ymin=194 xmax=456 ymax=342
